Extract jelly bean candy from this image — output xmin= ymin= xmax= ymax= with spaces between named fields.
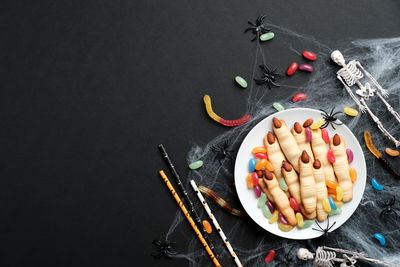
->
xmin=336 ymin=186 xmax=343 ymax=201
xmin=254 ymin=152 xmax=268 ymax=160
xmin=266 ymin=200 xmax=275 ymax=213
xmin=264 ymin=160 xmax=274 ymax=172
xmin=328 ymin=194 xmax=338 ymax=201
xmin=348 ymin=167 xmax=357 ymax=182
xmin=371 ymin=178 xmax=383 ymax=191
xmin=327 ymin=149 xmax=335 ymax=164
xmin=305 ymin=127 xmax=312 ymax=142
xmin=252 ymin=172 xmax=259 ymax=186
xmin=290 ymin=197 xmax=299 ymax=212
xmin=272 ymin=102 xmax=285 ymax=112
xmin=334 ymin=201 xmax=343 ymax=208
xmin=202 ymin=220 xmax=212 ymax=234
xmin=301 ymin=220 xmax=313 ymax=229
xmin=385 ymin=148 xmax=399 ymax=157
xmin=260 ymin=32 xmax=274 ymax=41
xmin=261 ymin=205 xmax=273 ymax=219
xmin=328 ymin=197 xmax=337 ymax=210
xmin=189 ymin=160 xmax=203 ymax=170
xmin=258 ymin=193 xmax=267 ymax=208
xmin=303 ymin=51 xmax=317 ymax=61
xmin=278 ymin=212 xmax=288 ymax=225
xmin=246 ymin=174 xmax=253 ymax=189
xmin=328 ymin=207 xmax=342 ymax=216
xmin=326 ymin=180 xmax=338 ymax=189
xmin=327 ymin=187 xmax=336 ymax=195
xmin=279 ymin=178 xmax=288 ymax=191
xmin=296 ymin=212 xmax=304 ymax=227
xmin=310 ymin=118 xmax=324 ymax=130
xmin=254 ymin=185 xmax=262 ymax=198
xmin=264 ymin=249 xmax=276 ymax=263
xmin=323 ymin=198 xmax=331 ymax=212
xmin=286 ymin=62 xmax=298 ymax=76
xmin=299 ymin=64 xmax=314 ymax=72
xmin=235 ymin=76 xmax=247 ymax=88
xmin=252 ymin=146 xmax=267 ymax=154
xmin=269 ymin=210 xmax=279 ymax=224
xmin=249 ymin=158 xmax=256 ymax=172
xmin=321 ymin=129 xmax=330 ymax=143
xmin=374 ymin=233 xmax=386 ymax=246
xmin=346 ymin=148 xmax=354 ymax=163
xmin=344 ymin=107 xmax=358 ymax=117
xmin=292 ymin=93 xmax=307 ymax=103
xmin=255 ymin=159 xmax=267 ymax=171
xmin=278 ymin=223 xmax=293 ymax=232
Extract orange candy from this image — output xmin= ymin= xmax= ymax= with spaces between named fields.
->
xmin=252 ymin=146 xmax=267 ymax=154
xmin=247 ymin=174 xmax=254 ymax=189
xmin=264 ymin=160 xmax=275 ymax=171
xmin=328 ymin=194 xmax=338 ymax=201
xmin=255 ymin=159 xmax=267 ymax=170
xmin=326 ymin=180 xmax=339 ymax=189
xmin=349 ymin=168 xmax=357 ymax=182
xmin=327 ymin=187 xmax=336 ymax=195
xmin=202 ymin=220 xmax=212 ymax=234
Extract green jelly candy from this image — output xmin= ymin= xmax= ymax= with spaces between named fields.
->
xmin=260 ymin=32 xmax=275 ymax=41
xmin=258 ymin=193 xmax=267 ymax=208
xmin=328 ymin=207 xmax=342 ymax=216
xmin=300 ymin=220 xmax=313 ymax=229
xmin=279 ymin=178 xmax=288 ymax=191
xmin=189 ymin=160 xmax=203 ymax=170
xmin=235 ymin=76 xmax=248 ymax=88
xmin=261 ymin=204 xmax=272 ymax=219
xmin=272 ymin=102 xmax=285 ymax=112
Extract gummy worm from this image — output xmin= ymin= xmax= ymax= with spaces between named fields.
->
xmin=364 ymin=130 xmax=400 ymax=179
xmin=198 ymin=186 xmax=244 ymax=216
xmin=203 ymin=95 xmax=251 ymax=126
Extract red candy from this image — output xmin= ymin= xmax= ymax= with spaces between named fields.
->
xmin=286 ymin=62 xmax=298 ymax=76
xmin=292 ymin=93 xmax=307 ymax=103
xmin=321 ymin=129 xmax=330 ymax=143
xmin=265 ymin=249 xmax=276 ymax=263
xmin=303 ymin=51 xmax=317 ymax=61
xmin=289 ymin=197 xmax=299 ymax=211
xmin=327 ymin=149 xmax=335 ymax=163
xmin=252 ymin=172 xmax=259 ymax=186
xmin=254 ymin=153 xmax=269 ymax=160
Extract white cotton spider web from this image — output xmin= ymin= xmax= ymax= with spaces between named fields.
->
xmin=164 ymin=24 xmax=400 ymax=266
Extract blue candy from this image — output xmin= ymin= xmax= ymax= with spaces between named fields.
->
xmin=371 ymin=178 xmax=383 ymax=191
xmin=249 ymin=158 xmax=256 ymax=172
xmin=328 ymin=196 xmax=337 ymax=210
xmin=374 ymin=233 xmax=386 ymax=246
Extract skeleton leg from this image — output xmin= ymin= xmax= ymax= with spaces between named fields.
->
xmin=336 ymin=75 xmax=366 ymax=113
xmin=360 ymin=98 xmax=400 ymax=148
xmin=375 ymin=91 xmax=400 ymax=123
xmin=355 ymin=61 xmax=389 ymax=97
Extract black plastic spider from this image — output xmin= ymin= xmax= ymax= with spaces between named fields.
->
xmin=312 ymin=217 xmax=336 ymax=238
xmin=377 ymin=196 xmax=398 ymax=217
xmin=211 ymin=139 xmax=233 ymax=165
xmin=151 ymin=238 xmax=177 ymax=259
xmin=320 ymin=108 xmax=343 ymax=130
xmin=254 ymin=65 xmax=281 ymax=89
xmin=244 ymin=15 xmax=271 ymax=41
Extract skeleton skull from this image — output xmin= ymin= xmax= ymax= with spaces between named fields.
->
xmin=297 ymin=248 xmax=314 ymax=260
xmin=331 ymin=50 xmax=346 ymax=66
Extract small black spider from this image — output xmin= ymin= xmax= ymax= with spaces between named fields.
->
xmin=211 ymin=139 xmax=233 ymax=165
xmin=254 ymin=65 xmax=281 ymax=89
xmin=320 ymin=108 xmax=343 ymax=130
xmin=151 ymin=238 xmax=178 ymax=259
xmin=244 ymin=15 xmax=271 ymax=41
xmin=312 ymin=217 xmax=336 ymax=238
xmin=377 ymin=196 xmax=398 ymax=217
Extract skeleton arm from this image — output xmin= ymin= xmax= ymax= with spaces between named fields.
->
xmin=355 ymin=61 xmax=389 ymax=97
xmin=336 ymin=75 xmax=366 ymax=113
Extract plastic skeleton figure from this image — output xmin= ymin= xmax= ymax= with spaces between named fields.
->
xmin=331 ymin=50 xmax=400 ymax=147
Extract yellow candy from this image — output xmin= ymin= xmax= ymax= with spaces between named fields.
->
xmin=255 ymin=159 xmax=267 ymax=170
xmin=252 ymin=146 xmax=267 ymax=154
xmin=344 ymin=107 xmax=359 ymax=117
xmin=336 ymin=186 xmax=343 ymax=201
xmin=322 ymin=198 xmax=332 ymax=212
xmin=269 ymin=210 xmax=279 ymax=224
xmin=278 ymin=223 xmax=293 ymax=232
xmin=349 ymin=168 xmax=357 ymax=182
xmin=334 ymin=201 xmax=343 ymax=208
xmin=264 ymin=160 xmax=275 ymax=172
xmin=310 ymin=118 xmax=325 ymax=130
xmin=296 ymin=212 xmax=304 ymax=228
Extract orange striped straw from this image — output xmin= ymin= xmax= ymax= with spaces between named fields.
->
xmin=159 ymin=170 xmax=221 ymax=267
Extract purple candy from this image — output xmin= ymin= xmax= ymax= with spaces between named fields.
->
xmin=346 ymin=148 xmax=354 ymax=163
xmin=266 ymin=200 xmax=275 ymax=213
xmin=253 ymin=185 xmax=261 ymax=198
xmin=299 ymin=64 xmax=314 ymax=72
xmin=278 ymin=212 xmax=288 ymax=225
xmin=305 ymin=127 xmax=312 ymax=142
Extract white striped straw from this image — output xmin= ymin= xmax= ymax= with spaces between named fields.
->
xmin=190 ymin=180 xmax=243 ymax=267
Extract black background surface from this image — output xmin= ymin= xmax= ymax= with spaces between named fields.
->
xmin=1 ymin=1 xmax=400 ymax=266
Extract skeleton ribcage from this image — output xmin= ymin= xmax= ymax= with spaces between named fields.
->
xmin=337 ymin=61 xmax=364 ymax=86
xmin=314 ymin=248 xmax=336 ymax=267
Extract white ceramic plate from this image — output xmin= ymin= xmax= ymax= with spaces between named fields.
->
xmin=234 ymin=108 xmax=366 ymax=239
